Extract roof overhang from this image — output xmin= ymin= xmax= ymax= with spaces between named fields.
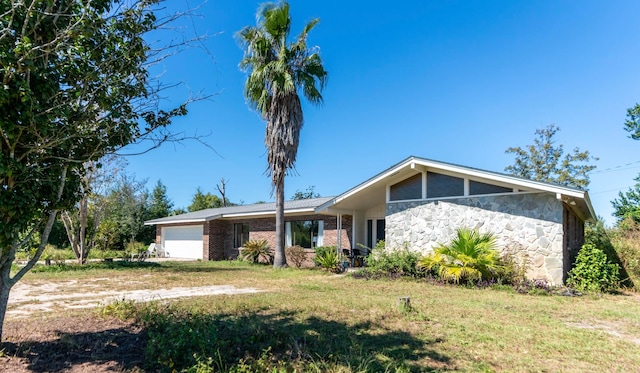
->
xmin=316 ymin=156 xmax=596 ymax=221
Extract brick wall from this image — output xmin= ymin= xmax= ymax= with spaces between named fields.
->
xmin=154 ymin=214 xmax=353 ymax=263
xmin=222 ymin=214 xmax=353 ymax=259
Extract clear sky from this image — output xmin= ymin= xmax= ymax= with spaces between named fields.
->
xmin=122 ymin=0 xmax=640 ymax=226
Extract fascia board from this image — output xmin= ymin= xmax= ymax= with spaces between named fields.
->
xmin=220 ymin=207 xmax=317 ymax=219
xmin=144 ymin=218 xmax=207 ymax=226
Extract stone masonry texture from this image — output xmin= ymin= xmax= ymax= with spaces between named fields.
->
xmin=385 ymin=193 xmax=567 ymax=285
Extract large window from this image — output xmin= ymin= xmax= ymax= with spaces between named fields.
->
xmin=469 ymin=180 xmax=512 ymax=195
xmin=285 ymin=220 xmax=324 ymax=248
xmin=234 ymin=223 xmax=250 ymax=248
xmin=389 ymin=174 xmax=422 ymax=201
xmin=427 ymin=172 xmax=464 ymax=198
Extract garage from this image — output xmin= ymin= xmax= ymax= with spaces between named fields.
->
xmin=161 ymin=225 xmax=204 ymax=260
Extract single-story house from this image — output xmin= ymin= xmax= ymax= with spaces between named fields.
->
xmin=145 ymin=156 xmax=596 ymax=285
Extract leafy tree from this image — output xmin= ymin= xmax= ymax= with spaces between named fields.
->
xmin=612 ymin=174 xmax=640 ymax=224
xmin=148 ymin=180 xmax=174 ymax=219
xmin=624 ymin=104 xmax=640 ymax=140
xmin=106 ymin=174 xmax=150 ymax=249
xmin=291 ymin=186 xmax=321 ymax=200
xmin=171 ymin=207 xmax=188 ymax=216
xmin=138 ymin=180 xmax=174 ymax=243
xmin=418 ymin=228 xmax=504 ymax=283
xmin=60 ymin=157 xmax=122 ymax=263
xmin=505 ymin=124 xmax=597 ymax=189
xmin=0 ymin=0 xmax=192 ymax=338
xmin=238 ymin=1 xmax=328 ymax=268
xmin=188 ymin=187 xmax=223 ymax=212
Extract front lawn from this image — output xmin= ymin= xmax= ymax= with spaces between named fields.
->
xmin=4 ymin=260 xmax=640 ymax=372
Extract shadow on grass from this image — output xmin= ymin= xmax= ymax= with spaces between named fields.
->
xmin=2 ymin=326 xmax=147 ymax=372
xmin=2 ymin=305 xmax=450 ymax=372
xmin=139 ymin=306 xmax=451 ymax=372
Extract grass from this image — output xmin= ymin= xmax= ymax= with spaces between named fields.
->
xmin=11 ymin=260 xmax=640 ymax=372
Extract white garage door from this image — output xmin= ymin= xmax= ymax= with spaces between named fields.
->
xmin=162 ymin=225 xmax=203 ymax=259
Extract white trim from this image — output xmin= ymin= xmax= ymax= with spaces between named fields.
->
xmin=145 ymin=218 xmax=206 ymax=226
xmin=220 ymin=207 xmax=316 ymax=219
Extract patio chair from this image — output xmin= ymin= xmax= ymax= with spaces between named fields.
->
xmin=156 ymin=244 xmax=170 ymax=258
xmin=342 ymin=249 xmax=355 ymax=267
xmin=131 ymin=243 xmax=154 ymax=262
xmin=353 ymin=248 xmax=366 ymax=267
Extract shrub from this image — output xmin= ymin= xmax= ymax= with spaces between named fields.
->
xmin=418 ymin=228 xmax=503 ymax=284
xmin=610 ymin=219 xmax=640 ymax=288
xmin=125 ymin=241 xmax=146 ymax=261
xmin=286 ymin=245 xmax=307 ymax=268
xmin=240 ymin=239 xmax=273 ymax=264
xmin=362 ymin=241 xmax=423 ymax=278
xmin=567 ymin=244 xmax=620 ymax=292
xmin=499 ymin=244 xmax=529 ymax=286
xmin=313 ymin=246 xmax=341 ymax=273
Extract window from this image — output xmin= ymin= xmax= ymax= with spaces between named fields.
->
xmin=389 ymin=173 xmax=422 ymax=201
xmin=427 ymin=172 xmax=464 ymax=198
xmin=285 ymin=220 xmax=324 ymax=248
xmin=469 ymin=180 xmax=512 ymax=195
xmin=234 ymin=223 xmax=250 ymax=247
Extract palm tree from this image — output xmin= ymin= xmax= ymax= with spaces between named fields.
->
xmin=238 ymin=1 xmax=327 ymax=268
xmin=418 ymin=228 xmax=504 ymax=283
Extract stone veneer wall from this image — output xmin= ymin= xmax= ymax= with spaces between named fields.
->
xmin=386 ymin=193 xmax=566 ymax=285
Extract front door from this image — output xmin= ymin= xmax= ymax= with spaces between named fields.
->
xmin=366 ymin=219 xmax=385 ymax=249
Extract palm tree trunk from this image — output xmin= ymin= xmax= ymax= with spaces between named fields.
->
xmin=273 ymin=179 xmax=288 ymax=268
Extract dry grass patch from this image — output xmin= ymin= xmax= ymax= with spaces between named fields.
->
xmin=5 ymin=261 xmax=640 ymax=372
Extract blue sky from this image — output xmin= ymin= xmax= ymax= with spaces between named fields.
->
xmin=123 ymin=0 xmax=640 ymax=226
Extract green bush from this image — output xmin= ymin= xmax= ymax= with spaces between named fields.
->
xmin=363 ymin=241 xmax=423 ymax=278
xmin=567 ymin=244 xmax=620 ymax=292
xmin=313 ymin=246 xmax=340 ymax=273
xmin=418 ymin=228 xmax=503 ymax=284
xmin=286 ymin=245 xmax=307 ymax=268
xmin=240 ymin=239 xmax=273 ymax=264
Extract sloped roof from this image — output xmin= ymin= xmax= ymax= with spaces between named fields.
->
xmin=316 ymin=156 xmax=596 ymax=221
xmin=145 ymin=196 xmax=334 ymax=225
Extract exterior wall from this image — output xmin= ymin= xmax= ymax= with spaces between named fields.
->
xmin=219 ymin=214 xmax=353 ymax=260
xmin=386 ymin=193 xmax=566 ymax=285
xmin=206 ymin=220 xmax=230 ymax=260
xmin=563 ymin=205 xmax=584 ymax=282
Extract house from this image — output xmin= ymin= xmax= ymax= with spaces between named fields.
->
xmin=145 ymin=156 xmax=596 ymax=285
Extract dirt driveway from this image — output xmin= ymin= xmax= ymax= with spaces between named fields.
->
xmin=7 ymin=280 xmax=263 ymax=318
xmin=2 ymin=277 xmax=264 ymax=372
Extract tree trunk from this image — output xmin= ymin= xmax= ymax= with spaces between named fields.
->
xmin=273 ymin=179 xmax=288 ymax=268
xmin=0 ymin=274 xmax=11 ymax=341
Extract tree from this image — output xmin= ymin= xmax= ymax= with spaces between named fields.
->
xmin=216 ymin=178 xmax=229 ymax=207
xmin=612 ymin=174 xmax=640 ymax=224
xmin=107 ymin=173 xmax=149 ymax=248
xmin=238 ymin=1 xmax=328 ymax=268
xmin=60 ymin=157 xmax=122 ymax=263
xmin=0 ymin=0 xmax=192 ymax=339
xmin=505 ymin=124 xmax=597 ymax=189
xmin=291 ymin=186 xmax=321 ymax=200
xmin=188 ymin=187 xmax=223 ymax=212
xmin=139 ymin=180 xmax=174 ymax=243
xmin=624 ymin=104 xmax=640 ymax=140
